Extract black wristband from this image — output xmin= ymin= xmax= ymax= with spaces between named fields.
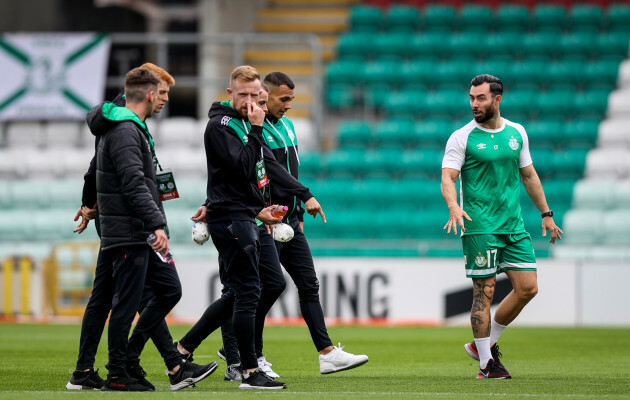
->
xmin=541 ymin=210 xmax=554 ymax=219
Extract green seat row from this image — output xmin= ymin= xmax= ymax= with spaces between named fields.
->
xmin=350 ymin=4 xmax=630 ymax=33
xmin=327 ymin=59 xmax=620 ymax=91
xmin=336 ymin=31 xmax=630 ymax=61
xmin=337 ymin=118 xmax=598 ymax=151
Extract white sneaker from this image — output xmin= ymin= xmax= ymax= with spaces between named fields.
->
xmin=257 ymin=356 xmax=280 ymax=378
xmin=319 ymin=343 xmax=369 ymax=374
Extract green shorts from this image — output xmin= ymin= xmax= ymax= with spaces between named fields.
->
xmin=461 ymin=233 xmax=537 ymax=278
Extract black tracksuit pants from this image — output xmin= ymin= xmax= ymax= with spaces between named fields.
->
xmin=221 ymin=215 xmax=333 ymax=364
xmin=219 ymin=226 xmax=287 ymax=364
xmin=178 ymin=220 xmax=262 ymax=370
xmin=76 ymin=245 xmax=182 ymax=375
xmin=75 ymin=221 xmax=183 ymax=372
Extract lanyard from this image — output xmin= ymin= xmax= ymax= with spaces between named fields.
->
xmin=266 ymin=118 xmax=300 ymax=166
xmin=144 ymin=130 xmax=162 ymax=171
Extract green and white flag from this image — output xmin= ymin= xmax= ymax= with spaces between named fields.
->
xmin=0 ymin=33 xmax=110 ymax=120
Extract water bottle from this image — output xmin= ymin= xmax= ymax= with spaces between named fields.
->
xmin=147 ymin=233 xmax=175 ymax=266
xmin=271 ymin=205 xmax=288 ymax=218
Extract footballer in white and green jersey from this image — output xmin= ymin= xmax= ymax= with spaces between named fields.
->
xmin=442 ymin=118 xmax=537 ymax=278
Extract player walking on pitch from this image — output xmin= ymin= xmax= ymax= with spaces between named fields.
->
xmin=441 ymin=74 xmax=563 ymax=379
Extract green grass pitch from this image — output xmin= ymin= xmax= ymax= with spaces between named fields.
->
xmin=0 ymin=324 xmax=629 ymax=399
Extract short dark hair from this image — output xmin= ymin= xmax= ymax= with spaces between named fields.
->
xmin=260 ymin=82 xmax=269 ymax=94
xmin=471 ymin=74 xmax=503 ymax=97
xmin=264 ymin=71 xmax=295 ymax=90
xmin=125 ymin=67 xmax=159 ymax=103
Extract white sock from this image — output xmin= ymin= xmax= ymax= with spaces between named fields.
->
xmin=474 ymin=337 xmax=492 ymax=369
xmin=490 ymin=319 xmax=507 ymax=346
xmin=243 ymin=372 xmax=251 ymax=379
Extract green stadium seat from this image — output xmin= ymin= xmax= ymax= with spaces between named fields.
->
xmin=413 ymin=119 xmax=453 ymax=149
xmin=400 ymin=149 xmax=443 ymax=179
xmin=559 ymin=32 xmax=596 ymax=61
xmin=584 ymin=59 xmax=621 ymax=89
xmin=594 ymin=32 xmax=630 ymax=60
xmin=526 ymin=119 xmax=562 ymax=149
xmin=500 ymin=88 xmax=537 ymax=121
xmin=296 ymin=151 xmax=321 ymax=180
xmin=408 ymin=32 xmax=448 ymax=59
xmin=496 ymin=4 xmax=530 ymax=33
xmin=382 ymin=90 xmax=426 ymax=118
xmin=536 ymin=89 xmax=574 ymax=118
xmin=322 ymin=149 xmax=364 ymax=178
xmin=551 ymin=148 xmax=588 ymax=179
xmin=386 ymin=5 xmax=420 ymax=33
xmin=0 ymin=210 xmax=32 ymax=239
xmin=611 ymin=180 xmax=630 ymax=210
xmin=530 ymin=148 xmax=554 ymax=179
xmin=48 ymin=179 xmax=83 ymax=209
xmin=363 ymin=84 xmax=391 ymax=109
xmin=563 ymin=119 xmax=599 ymax=149
xmin=336 ymin=33 xmax=374 ymax=61
xmin=326 ymin=60 xmax=362 ymax=85
xmin=337 ymin=120 xmax=373 ymax=149
xmin=365 ymin=148 xmax=403 ymax=178
xmin=423 ymin=4 xmax=457 ymax=32
xmin=325 ymin=84 xmax=356 ymax=109
xmin=374 ymin=119 xmax=415 ymax=149
xmin=446 ymin=33 xmax=486 ymax=61
xmin=532 ymin=4 xmax=566 ymax=33
xmin=471 ymin=60 xmax=511 ymax=83
xmin=373 ymin=33 xmax=413 ymax=61
xmin=510 ymin=60 xmax=549 ymax=88
xmin=349 ymin=5 xmax=382 ymax=32
xmin=607 ymin=4 xmax=630 ymax=33
xmin=481 ymin=34 xmax=523 ymax=60
xmin=387 ymin=178 xmax=439 ymax=209
xmin=400 ymin=60 xmax=435 ymax=86
xmin=546 ymin=60 xmax=583 ymax=88
xmin=569 ymin=4 xmax=602 ymax=33
xmin=573 ymin=89 xmax=610 ymax=119
xmin=424 ymin=89 xmax=469 ymax=119
xmin=361 ymin=60 xmax=402 ymax=86
xmin=434 ymin=61 xmax=474 ymax=88
xmin=459 ymin=4 xmax=494 ymax=34
xmin=522 ymin=33 xmax=562 ymax=60
xmin=541 ymin=178 xmax=576 ymax=208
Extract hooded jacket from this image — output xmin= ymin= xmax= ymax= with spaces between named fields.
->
xmin=203 ymin=101 xmax=312 ymax=223
xmin=88 ymin=101 xmax=167 ymax=250
xmin=262 ymin=115 xmax=305 ymax=222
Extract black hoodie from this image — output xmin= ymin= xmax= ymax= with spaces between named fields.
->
xmin=203 ymin=101 xmax=312 ymax=223
xmin=88 ymin=101 xmax=167 ymax=250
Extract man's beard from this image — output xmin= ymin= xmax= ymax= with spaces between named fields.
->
xmin=474 ymin=105 xmax=495 ymax=123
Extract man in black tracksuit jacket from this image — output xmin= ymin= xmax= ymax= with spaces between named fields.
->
xmin=90 ymin=67 xmax=182 ymax=391
xmin=69 ymin=67 xmax=216 ymax=391
xmin=216 ymin=73 xmax=368 ymax=377
xmin=175 ymin=66 xmax=320 ymax=389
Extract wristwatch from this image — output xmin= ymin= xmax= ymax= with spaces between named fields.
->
xmin=541 ymin=210 xmax=554 ymax=219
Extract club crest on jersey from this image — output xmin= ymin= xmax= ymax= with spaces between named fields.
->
xmin=242 ymin=135 xmax=248 ymax=143
xmin=509 ymin=137 xmax=519 ymax=151
xmin=475 ymin=252 xmax=488 ymax=267
xmin=266 ymin=135 xmax=275 ymax=142
xmin=221 ymin=116 xmax=232 ymax=126
xmin=477 ymin=143 xmax=486 ymax=150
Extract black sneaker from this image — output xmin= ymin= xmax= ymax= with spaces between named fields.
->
xmin=239 ymin=369 xmax=286 ymax=390
xmin=169 ymin=360 xmax=218 ymax=391
xmin=66 ymin=368 xmax=105 ymax=390
xmin=102 ymin=374 xmax=154 ymax=391
xmin=476 ymin=359 xmax=512 ymax=379
xmin=126 ymin=360 xmax=155 ymax=391
xmin=217 ymin=346 xmax=226 ymax=362
xmin=490 ymin=343 xmax=510 ymax=374
xmin=224 ymin=363 xmax=242 ymax=381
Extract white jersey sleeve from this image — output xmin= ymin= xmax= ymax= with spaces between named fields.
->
xmin=515 ymin=124 xmax=533 ymax=168
xmin=442 ymin=128 xmax=469 ymax=171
